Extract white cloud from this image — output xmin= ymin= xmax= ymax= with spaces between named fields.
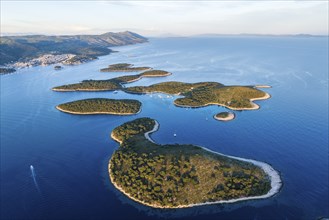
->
xmin=1 ymin=0 xmax=328 ymax=35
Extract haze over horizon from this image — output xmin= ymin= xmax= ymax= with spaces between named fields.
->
xmin=1 ymin=1 xmax=328 ymax=36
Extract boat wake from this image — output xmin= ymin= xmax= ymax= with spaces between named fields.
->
xmin=30 ymin=165 xmax=41 ymax=193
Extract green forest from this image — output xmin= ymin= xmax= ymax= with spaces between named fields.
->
xmin=110 ymin=118 xmax=271 ymax=208
xmin=57 ymin=98 xmax=141 ymax=114
xmin=52 ymin=69 xmax=170 ymax=91
xmin=54 ymin=76 xmax=268 ymax=109
xmin=126 ymin=82 xmax=267 ymax=109
xmin=140 ymin=70 xmax=170 ymax=77
xmin=53 ymin=79 xmax=121 ymax=91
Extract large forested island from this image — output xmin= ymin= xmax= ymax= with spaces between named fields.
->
xmin=109 ymin=118 xmax=281 ymax=208
xmin=126 ymin=82 xmax=270 ymax=110
xmin=56 ymin=98 xmax=141 ymax=115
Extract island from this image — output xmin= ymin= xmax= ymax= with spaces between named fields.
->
xmin=125 ymin=81 xmax=270 ymax=110
xmin=53 ymin=69 xmax=271 ymax=121
xmin=54 ymin=76 xmax=269 ymax=111
xmin=109 ymin=118 xmax=282 ymax=208
xmin=52 ymin=62 xmax=271 ymax=122
xmin=52 ymin=79 xmax=121 ymax=91
xmin=214 ymin=112 xmax=235 ymax=121
xmin=100 ymin=63 xmax=151 ymax=72
xmin=0 ymin=67 xmax=16 ymax=75
xmin=56 ymin=98 xmax=141 ymax=115
xmin=54 ymin=65 xmax=63 ymax=70
xmin=52 ymin=69 xmax=171 ymax=91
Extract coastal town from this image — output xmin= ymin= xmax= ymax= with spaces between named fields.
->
xmin=10 ymin=54 xmax=75 ymax=68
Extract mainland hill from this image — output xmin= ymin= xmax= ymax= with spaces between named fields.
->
xmin=0 ymin=31 xmax=147 ymax=66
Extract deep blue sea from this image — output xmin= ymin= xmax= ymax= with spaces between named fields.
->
xmin=1 ymin=36 xmax=328 ymax=220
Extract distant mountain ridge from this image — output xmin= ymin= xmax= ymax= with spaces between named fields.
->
xmin=0 ymin=31 xmax=147 ymax=66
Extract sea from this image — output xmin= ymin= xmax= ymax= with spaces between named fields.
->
xmin=1 ymin=36 xmax=328 ymax=220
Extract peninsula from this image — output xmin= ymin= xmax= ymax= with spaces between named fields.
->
xmin=109 ymin=118 xmax=282 ymax=208
xmin=52 ymin=69 xmax=171 ymax=91
xmin=56 ymin=98 xmax=141 ymax=115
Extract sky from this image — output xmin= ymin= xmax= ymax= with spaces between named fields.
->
xmin=1 ymin=0 xmax=328 ymax=36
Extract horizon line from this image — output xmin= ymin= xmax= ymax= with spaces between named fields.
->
xmin=1 ymin=31 xmax=328 ymax=38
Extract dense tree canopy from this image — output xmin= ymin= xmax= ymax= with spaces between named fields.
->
xmin=52 ymin=68 xmax=170 ymax=91
xmin=126 ymin=82 xmax=267 ymax=109
xmin=110 ymin=118 xmax=271 ymax=208
xmin=57 ymin=98 xmax=141 ymax=115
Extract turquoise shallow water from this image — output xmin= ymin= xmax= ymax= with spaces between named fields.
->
xmin=1 ymin=36 xmax=328 ymax=220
